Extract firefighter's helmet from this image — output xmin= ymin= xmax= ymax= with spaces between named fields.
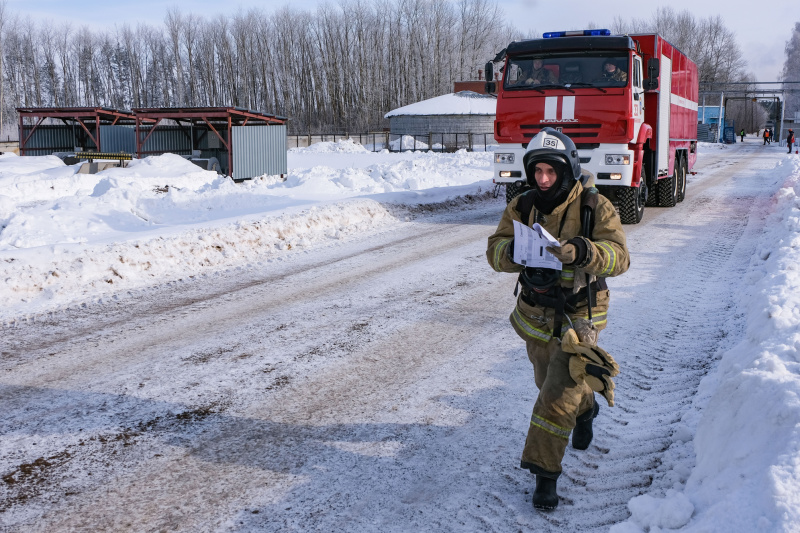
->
xmin=522 ymin=128 xmax=582 ymax=191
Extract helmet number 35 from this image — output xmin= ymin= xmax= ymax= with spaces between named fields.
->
xmin=543 ymin=137 xmax=560 ymax=148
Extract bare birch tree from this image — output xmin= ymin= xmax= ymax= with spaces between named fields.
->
xmin=781 ymin=22 xmax=800 ymax=118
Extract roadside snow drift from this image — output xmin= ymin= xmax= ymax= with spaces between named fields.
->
xmin=0 ymin=145 xmax=493 ymax=319
xmin=612 ymin=156 xmax=800 ymax=532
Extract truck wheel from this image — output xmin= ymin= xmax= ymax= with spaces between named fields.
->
xmin=656 ymin=172 xmax=678 ymax=207
xmin=617 ymin=180 xmax=647 ymax=224
xmin=677 ymin=158 xmax=687 ymax=202
xmin=645 ymin=179 xmax=658 ymax=207
xmin=505 ymin=180 xmax=529 ymax=203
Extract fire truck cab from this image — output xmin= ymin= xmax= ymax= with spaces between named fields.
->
xmin=487 ymin=30 xmax=698 ymax=224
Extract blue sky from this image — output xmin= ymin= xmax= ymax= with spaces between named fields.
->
xmin=7 ymin=0 xmax=798 ymax=82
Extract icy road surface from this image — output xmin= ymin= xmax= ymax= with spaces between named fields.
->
xmin=0 ymin=142 xmax=787 ymax=531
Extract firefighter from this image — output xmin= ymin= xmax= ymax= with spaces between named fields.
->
xmin=788 ymin=129 xmax=795 ymax=154
xmin=599 ymin=60 xmax=627 ymax=83
xmin=486 ymin=128 xmax=630 ymax=510
xmin=522 ymin=58 xmax=558 ymax=86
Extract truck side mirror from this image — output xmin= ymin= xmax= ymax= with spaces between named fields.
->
xmin=644 ymin=58 xmax=659 ymax=90
xmin=485 ymin=61 xmax=494 ymax=82
xmin=485 ymin=82 xmax=497 ymax=94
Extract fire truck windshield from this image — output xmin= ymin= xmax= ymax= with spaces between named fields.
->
xmin=504 ymin=53 xmax=630 ymax=90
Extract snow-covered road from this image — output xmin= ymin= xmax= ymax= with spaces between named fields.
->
xmin=1 ymin=140 xmax=796 ymax=531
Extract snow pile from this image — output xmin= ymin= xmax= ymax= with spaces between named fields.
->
xmin=697 ymin=141 xmax=728 ymax=151
xmin=389 ymin=135 xmax=430 ymax=151
xmin=280 ymin=148 xmax=491 ymax=197
xmin=0 ymin=142 xmax=493 ymax=319
xmin=613 ymin=156 xmax=800 ymax=532
xmin=289 ymin=138 xmax=370 ymax=154
xmin=384 ymin=135 xmax=447 ymax=152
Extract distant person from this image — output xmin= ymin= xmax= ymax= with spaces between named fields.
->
xmin=788 ymin=129 xmax=795 ymax=154
xmin=763 ymin=129 xmax=769 ymax=145
xmin=740 ymin=129 xmax=745 ymax=142
xmin=599 ymin=60 xmax=627 ymax=84
xmin=769 ymin=129 xmax=774 ymax=144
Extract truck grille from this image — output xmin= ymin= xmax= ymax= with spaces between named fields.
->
xmin=520 ymin=123 xmax=601 ymax=139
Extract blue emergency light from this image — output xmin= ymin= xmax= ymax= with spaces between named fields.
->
xmin=543 ymin=29 xmax=612 ymax=38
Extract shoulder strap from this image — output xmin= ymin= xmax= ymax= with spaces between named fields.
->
xmin=579 ymin=187 xmax=599 ymax=318
xmin=515 ymin=190 xmax=536 ymax=225
xmin=580 ymin=187 xmax=598 ymax=239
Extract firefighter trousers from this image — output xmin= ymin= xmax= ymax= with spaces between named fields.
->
xmin=520 ymin=337 xmax=595 ymax=477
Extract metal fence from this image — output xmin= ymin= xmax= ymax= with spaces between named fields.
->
xmin=288 ymin=132 xmax=497 ymax=153
xmin=697 ymin=123 xmax=718 ymax=143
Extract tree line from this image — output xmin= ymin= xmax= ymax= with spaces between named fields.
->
xmin=0 ymin=0 xmax=516 ymax=135
xmin=0 ymin=1 xmax=796 ymax=137
xmin=782 ymin=21 xmax=800 ymax=123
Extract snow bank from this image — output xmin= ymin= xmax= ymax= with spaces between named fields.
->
xmin=697 ymin=141 xmax=729 ymax=152
xmin=613 ymin=156 xmax=800 ymax=532
xmin=289 ymin=138 xmax=370 ymax=154
xmin=1 ymin=199 xmax=396 ymax=316
xmin=0 ymin=141 xmax=493 ymax=319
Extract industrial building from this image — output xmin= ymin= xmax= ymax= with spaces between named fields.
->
xmin=384 ymin=91 xmax=496 ymax=151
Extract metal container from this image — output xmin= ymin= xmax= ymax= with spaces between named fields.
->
xmin=232 ymin=125 xmax=287 ymax=179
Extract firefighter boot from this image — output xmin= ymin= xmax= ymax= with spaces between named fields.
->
xmin=532 ymin=475 xmax=559 ymax=510
xmin=572 ymin=401 xmax=599 ymax=450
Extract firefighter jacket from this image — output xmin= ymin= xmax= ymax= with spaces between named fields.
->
xmin=486 ymin=181 xmax=630 ymax=343
xmin=527 ymin=67 xmax=557 ymax=85
xmin=601 ymin=68 xmax=627 ymax=83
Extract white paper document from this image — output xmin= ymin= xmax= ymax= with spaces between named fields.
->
xmin=512 ymin=221 xmax=563 ymax=269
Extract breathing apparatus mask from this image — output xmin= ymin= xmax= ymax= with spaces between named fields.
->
xmin=520 ymin=267 xmax=561 ymax=293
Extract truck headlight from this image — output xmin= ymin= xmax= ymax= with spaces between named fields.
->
xmin=605 ymin=154 xmax=630 ymax=165
xmin=495 ymin=153 xmax=515 ymax=164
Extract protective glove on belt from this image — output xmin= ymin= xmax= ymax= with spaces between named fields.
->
xmin=561 ymin=328 xmax=620 ymax=407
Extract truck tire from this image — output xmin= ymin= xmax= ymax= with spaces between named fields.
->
xmin=656 ymin=172 xmax=678 ymax=207
xmin=617 ymin=178 xmax=647 ymax=224
xmin=505 ymin=180 xmax=530 ymax=203
xmin=677 ymin=157 xmax=687 ymax=203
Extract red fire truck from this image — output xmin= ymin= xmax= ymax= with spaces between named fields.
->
xmin=486 ymin=30 xmax=698 ymax=224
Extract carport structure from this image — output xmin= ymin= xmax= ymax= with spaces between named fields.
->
xmin=17 ymin=107 xmax=137 ymax=155
xmin=133 ymin=107 xmax=288 ymax=179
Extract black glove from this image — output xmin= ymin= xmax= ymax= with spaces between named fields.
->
xmin=506 ymin=238 xmax=515 ymax=262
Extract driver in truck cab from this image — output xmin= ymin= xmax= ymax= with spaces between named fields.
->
xmin=515 ymin=58 xmax=558 ymax=86
xmin=599 ymin=59 xmax=627 ymax=83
